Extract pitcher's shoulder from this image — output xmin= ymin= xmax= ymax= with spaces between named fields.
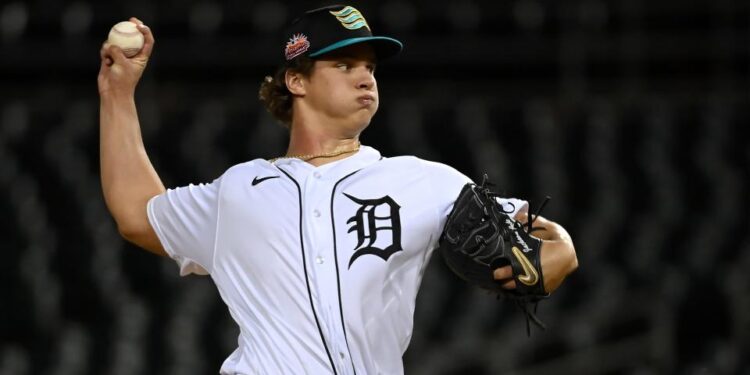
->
xmin=368 ymin=155 xmax=471 ymax=186
xmin=376 ymin=154 xmax=446 ymax=169
xmin=219 ymin=159 xmax=278 ymax=181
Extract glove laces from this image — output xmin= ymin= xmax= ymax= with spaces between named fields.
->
xmin=481 ymin=174 xmax=552 ymax=337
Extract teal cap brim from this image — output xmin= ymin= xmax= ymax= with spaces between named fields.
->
xmin=309 ymin=36 xmax=403 ymax=60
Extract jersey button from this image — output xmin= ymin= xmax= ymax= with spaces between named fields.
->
xmin=313 ymin=209 xmax=321 ymax=217
xmin=315 ymin=256 xmax=325 ymax=264
xmin=313 ymin=171 xmax=322 ymax=179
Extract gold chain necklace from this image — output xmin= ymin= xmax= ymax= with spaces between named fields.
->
xmin=269 ymin=142 xmax=361 ymax=163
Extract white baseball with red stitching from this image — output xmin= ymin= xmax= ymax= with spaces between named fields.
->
xmin=107 ymin=21 xmax=144 ymax=58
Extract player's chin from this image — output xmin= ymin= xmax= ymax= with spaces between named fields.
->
xmin=360 ymin=105 xmax=379 ymax=122
xmin=353 ymin=104 xmax=377 ymax=120
xmin=345 ymin=112 xmax=375 ymax=132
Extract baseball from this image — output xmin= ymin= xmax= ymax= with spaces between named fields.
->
xmin=107 ymin=21 xmax=144 ymax=58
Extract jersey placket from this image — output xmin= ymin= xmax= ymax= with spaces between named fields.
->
xmin=302 ymin=168 xmax=354 ymax=374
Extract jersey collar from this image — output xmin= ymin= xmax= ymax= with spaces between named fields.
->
xmin=272 ymin=144 xmax=382 ymax=179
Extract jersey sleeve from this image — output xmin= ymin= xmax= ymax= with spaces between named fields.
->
xmin=422 ymin=161 xmax=472 ymax=223
xmin=422 ymin=160 xmax=529 ymax=243
xmin=147 ymin=178 xmax=222 ymax=276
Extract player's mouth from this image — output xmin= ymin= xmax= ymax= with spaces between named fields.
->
xmin=357 ymin=94 xmax=376 ymax=107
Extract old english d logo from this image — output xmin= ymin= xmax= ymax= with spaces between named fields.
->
xmin=329 ymin=6 xmax=371 ymax=31
xmin=511 ymin=246 xmax=539 ymax=286
xmin=344 ymin=193 xmax=402 ymax=268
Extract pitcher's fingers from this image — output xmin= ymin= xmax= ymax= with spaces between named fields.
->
xmin=134 ymin=22 xmax=154 ymax=58
xmin=100 ymin=42 xmax=114 ymax=66
xmin=493 ymin=265 xmax=513 ymax=280
xmin=107 ymin=44 xmax=128 ymax=64
xmin=500 ymin=279 xmax=516 ymax=289
xmin=100 ymin=41 xmax=110 ymax=60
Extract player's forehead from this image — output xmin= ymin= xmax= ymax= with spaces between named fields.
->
xmin=315 ymin=43 xmax=377 ymax=63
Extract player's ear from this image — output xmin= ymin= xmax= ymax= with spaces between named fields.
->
xmin=285 ymin=70 xmax=306 ymax=96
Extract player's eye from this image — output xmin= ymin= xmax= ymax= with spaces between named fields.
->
xmin=367 ymin=64 xmax=376 ymax=74
xmin=336 ymin=63 xmax=349 ymax=71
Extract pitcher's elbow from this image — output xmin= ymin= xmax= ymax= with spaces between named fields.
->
xmin=116 ymin=222 xmax=141 ymax=243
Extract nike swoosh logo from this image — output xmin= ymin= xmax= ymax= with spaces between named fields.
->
xmin=511 ymin=246 xmax=539 ymax=286
xmin=251 ymin=175 xmax=280 ymax=186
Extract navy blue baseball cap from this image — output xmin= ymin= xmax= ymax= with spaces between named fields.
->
xmin=282 ymin=5 xmax=403 ymax=61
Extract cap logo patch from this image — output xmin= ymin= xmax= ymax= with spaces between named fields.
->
xmin=285 ymin=33 xmax=310 ymax=60
xmin=329 ymin=6 xmax=370 ymax=31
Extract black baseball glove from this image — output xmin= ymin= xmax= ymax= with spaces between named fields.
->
xmin=439 ymin=175 xmax=550 ymax=334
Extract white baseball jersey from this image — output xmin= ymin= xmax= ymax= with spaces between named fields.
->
xmin=147 ymin=145 xmax=527 ymax=375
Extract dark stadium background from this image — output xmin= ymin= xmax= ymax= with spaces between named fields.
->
xmin=1 ymin=0 xmax=748 ymax=374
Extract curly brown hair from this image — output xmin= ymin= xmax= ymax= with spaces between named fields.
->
xmin=258 ymin=56 xmax=316 ymax=128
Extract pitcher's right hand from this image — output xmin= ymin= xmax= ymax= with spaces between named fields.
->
xmin=98 ymin=17 xmax=154 ymax=97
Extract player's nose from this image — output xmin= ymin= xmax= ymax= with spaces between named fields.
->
xmin=357 ymin=80 xmax=374 ymax=90
xmin=356 ymin=69 xmax=375 ymax=90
